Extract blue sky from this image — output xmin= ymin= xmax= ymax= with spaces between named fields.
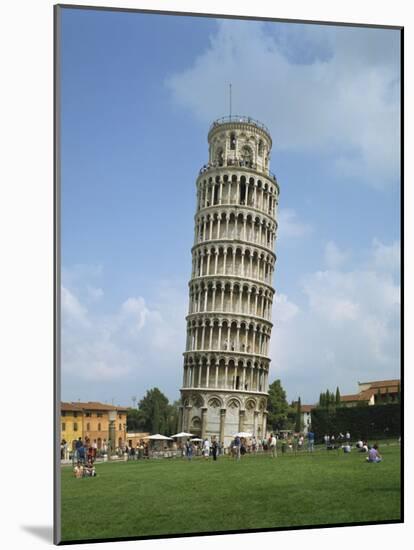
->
xmin=60 ymin=7 xmax=401 ymax=407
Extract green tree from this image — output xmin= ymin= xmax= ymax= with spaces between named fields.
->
xmin=295 ymin=397 xmax=302 ymax=432
xmin=335 ymin=386 xmax=341 ymax=405
xmin=267 ymin=379 xmax=290 ymax=431
xmin=126 ymin=408 xmax=147 ymax=431
xmin=137 ymin=387 xmax=172 ymax=434
xmin=166 ymin=400 xmax=180 ymax=434
xmin=319 ymin=392 xmax=326 ymax=408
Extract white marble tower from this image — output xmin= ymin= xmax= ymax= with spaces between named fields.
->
xmin=178 ymin=116 xmax=279 ymax=445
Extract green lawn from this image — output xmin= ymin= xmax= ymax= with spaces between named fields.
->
xmin=61 ymin=444 xmax=401 ymax=542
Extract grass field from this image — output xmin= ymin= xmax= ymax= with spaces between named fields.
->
xmin=61 ymin=443 xmax=401 ymax=542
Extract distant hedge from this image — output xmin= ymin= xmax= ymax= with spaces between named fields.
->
xmin=311 ymin=404 xmax=401 ymax=441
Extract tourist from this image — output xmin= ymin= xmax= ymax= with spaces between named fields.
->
xmin=307 ymin=429 xmax=315 ymax=452
xmin=84 ymin=459 xmax=97 ymax=477
xmin=298 ymin=435 xmax=304 ymax=450
xmin=137 ymin=441 xmax=143 ymax=459
xmin=186 ymin=439 xmax=193 ymax=461
xmin=143 ymin=442 xmax=149 ymax=459
xmin=346 ymin=431 xmax=351 ymax=443
xmin=343 ymin=443 xmax=351 ymax=453
xmin=77 ymin=441 xmax=86 ymax=464
xmin=269 ymin=433 xmax=277 ymax=458
xmin=73 ymin=462 xmax=83 ymax=478
xmin=324 ymin=434 xmax=329 ymax=448
xmin=240 ymin=439 xmax=247 ymax=456
xmin=203 ymin=438 xmax=210 ymax=459
xmin=212 ymin=439 xmax=218 ymax=461
xmin=252 ymin=436 xmax=257 ymax=453
xmin=87 ymin=443 xmax=94 ymax=463
xmin=293 ymin=433 xmax=299 ymax=454
xmin=60 ymin=439 xmax=67 ymax=460
xmin=75 ymin=437 xmax=83 ymax=462
xmin=234 ymin=435 xmax=241 ymax=460
xmin=367 ymin=444 xmax=382 ymax=463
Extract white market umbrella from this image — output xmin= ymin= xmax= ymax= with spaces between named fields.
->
xmin=144 ymin=434 xmax=173 ymax=440
xmin=233 ymin=432 xmax=252 ymax=438
xmin=190 ymin=437 xmax=203 ymax=442
xmin=171 ymin=432 xmax=194 ymax=438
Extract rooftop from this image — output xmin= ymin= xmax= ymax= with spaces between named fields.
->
xmin=209 ymin=115 xmax=271 ymax=136
xmin=62 ymin=401 xmax=128 ymax=412
xmin=358 ymin=379 xmax=400 ymax=388
xmin=301 ymin=405 xmax=316 ymax=413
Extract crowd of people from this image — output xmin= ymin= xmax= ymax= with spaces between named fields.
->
xmin=64 ymin=429 xmax=387 ymax=476
xmin=70 ymin=437 xmax=98 ymax=479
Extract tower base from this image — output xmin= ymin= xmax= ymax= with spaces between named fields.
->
xmin=179 ymin=389 xmax=268 ymax=446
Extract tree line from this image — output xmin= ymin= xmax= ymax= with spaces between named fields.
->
xmin=126 ymin=380 xmax=400 ymax=436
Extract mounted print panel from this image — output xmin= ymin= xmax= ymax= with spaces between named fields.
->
xmin=54 ymin=4 xmax=403 ymax=545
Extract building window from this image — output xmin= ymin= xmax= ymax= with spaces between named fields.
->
xmin=86 ymin=423 xmax=90 ymax=431
xmin=61 ymin=411 xmax=66 ymax=417
xmin=85 ymin=412 xmax=91 ymax=417
xmin=62 ymin=423 xmax=66 ymax=431
xmin=118 ymin=414 xmax=122 ymax=419
xmin=74 ymin=422 xmax=78 ymax=431
xmin=230 ymin=132 xmax=236 ymax=150
xmin=97 ymin=413 xmax=103 ymax=418
xmin=98 ymin=423 xmax=101 ymax=431
xmin=119 ymin=423 xmax=122 ymax=431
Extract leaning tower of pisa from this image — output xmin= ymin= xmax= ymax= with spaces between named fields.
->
xmin=178 ymin=115 xmax=279 ymax=445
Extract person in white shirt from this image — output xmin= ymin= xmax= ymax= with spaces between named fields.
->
xmin=269 ymin=433 xmax=277 ymax=458
xmin=203 ymin=438 xmax=210 ymax=459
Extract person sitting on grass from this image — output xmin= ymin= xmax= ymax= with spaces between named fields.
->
xmin=73 ymin=462 xmax=84 ymax=478
xmin=84 ymin=459 xmax=97 ymax=476
xmin=367 ymin=444 xmax=382 ymax=463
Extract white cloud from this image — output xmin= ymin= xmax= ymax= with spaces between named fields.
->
xmin=61 ymin=286 xmax=90 ymax=327
xmin=324 ymin=241 xmax=349 ymax=269
xmin=166 ymin=21 xmax=400 ymax=186
xmin=273 ymin=293 xmax=299 ymax=323
xmin=270 ymin=239 xmax=400 ymax=402
xmin=87 ymin=285 xmax=104 ymax=301
xmin=371 ymin=238 xmax=400 ymax=273
xmin=278 ymin=208 xmax=313 ymax=239
xmin=61 ymin=270 xmax=187 ymax=392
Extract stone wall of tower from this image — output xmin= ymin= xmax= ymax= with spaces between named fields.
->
xmin=179 ymin=116 xmax=279 ymax=445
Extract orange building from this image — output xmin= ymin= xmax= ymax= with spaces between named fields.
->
xmin=340 ymin=379 xmax=400 ymax=407
xmin=61 ymin=402 xmax=84 ymax=448
xmin=60 ymin=401 xmax=128 ymax=451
